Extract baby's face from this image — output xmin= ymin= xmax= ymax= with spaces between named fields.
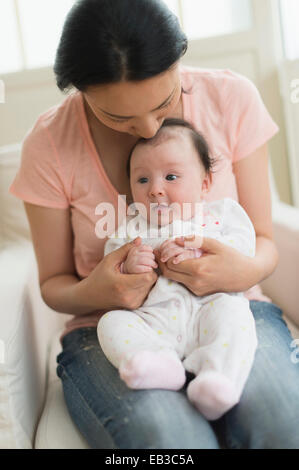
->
xmin=130 ymin=131 xmax=210 ymax=226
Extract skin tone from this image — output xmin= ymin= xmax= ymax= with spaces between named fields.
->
xmin=24 ymin=62 xmax=279 ymax=316
xmin=83 ymin=64 xmax=182 ymax=139
xmin=122 ymin=129 xmax=211 ymax=274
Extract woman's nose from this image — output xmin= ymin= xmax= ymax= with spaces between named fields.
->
xmin=133 ymin=117 xmax=162 ymax=139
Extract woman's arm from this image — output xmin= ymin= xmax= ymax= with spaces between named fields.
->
xmin=155 ymin=143 xmax=279 ymax=295
xmin=24 ymin=203 xmax=157 ymax=315
xmin=233 ymin=143 xmax=279 ymax=281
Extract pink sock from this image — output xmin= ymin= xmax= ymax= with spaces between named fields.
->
xmin=187 ymin=371 xmax=239 ymax=421
xmin=119 ymin=349 xmax=186 ymax=390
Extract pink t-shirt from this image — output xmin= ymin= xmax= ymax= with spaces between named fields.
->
xmin=9 ymin=65 xmax=279 ymax=342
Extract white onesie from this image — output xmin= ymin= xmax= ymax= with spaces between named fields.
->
xmin=97 ymin=198 xmax=258 ymax=418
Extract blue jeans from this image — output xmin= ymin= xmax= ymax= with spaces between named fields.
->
xmin=56 ymin=301 xmax=299 ymax=449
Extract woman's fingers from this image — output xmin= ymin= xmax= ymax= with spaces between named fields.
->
xmin=125 ymin=251 xmax=158 ymax=274
xmin=137 ymin=244 xmax=154 ymax=253
xmin=175 ymin=236 xmax=224 ymax=252
xmin=175 ymin=234 xmax=203 ymax=249
xmin=159 ymin=262 xmax=193 ymax=284
xmin=109 ymin=239 xmax=139 ymax=266
xmin=160 ymin=246 xmax=184 ymax=262
xmin=137 ymin=255 xmax=158 ymax=269
xmin=172 ymin=250 xmax=197 ymax=264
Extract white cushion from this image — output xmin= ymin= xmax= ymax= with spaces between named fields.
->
xmin=0 ymin=243 xmax=44 ymax=448
xmin=34 ymin=330 xmax=90 ymax=449
xmin=0 ymin=243 xmax=70 ymax=449
xmin=0 ymin=144 xmax=31 ymax=243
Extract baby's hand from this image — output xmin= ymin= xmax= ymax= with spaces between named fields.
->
xmin=159 ymin=239 xmax=203 ymax=265
xmin=122 ymin=242 xmax=158 ymax=274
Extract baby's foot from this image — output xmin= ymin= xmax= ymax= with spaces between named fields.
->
xmin=119 ymin=349 xmax=186 ymax=390
xmin=187 ymin=371 xmax=239 ymax=420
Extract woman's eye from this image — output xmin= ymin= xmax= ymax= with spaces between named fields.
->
xmin=166 ymin=174 xmax=177 ymax=181
xmin=138 ymin=177 xmax=148 ymax=184
xmin=161 ymin=100 xmax=172 ymax=110
xmin=111 ymin=118 xmax=128 ymax=123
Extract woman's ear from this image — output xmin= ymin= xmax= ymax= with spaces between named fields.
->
xmin=202 ymin=172 xmax=212 ymax=194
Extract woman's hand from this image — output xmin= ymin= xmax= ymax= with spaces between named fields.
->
xmin=154 ymin=235 xmax=260 ymax=296
xmin=159 ymin=239 xmax=203 ymax=265
xmin=82 ymin=237 xmax=158 ymax=311
xmin=122 ymin=241 xmax=158 ymax=274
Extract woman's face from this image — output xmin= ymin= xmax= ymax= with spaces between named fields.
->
xmin=83 ymin=64 xmax=182 ymax=139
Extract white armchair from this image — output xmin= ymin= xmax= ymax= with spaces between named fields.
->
xmin=0 ymin=144 xmax=298 ymax=449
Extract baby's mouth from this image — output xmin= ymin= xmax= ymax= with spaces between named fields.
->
xmin=150 ymin=203 xmax=169 ymax=213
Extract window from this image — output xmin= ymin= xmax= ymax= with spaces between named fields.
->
xmin=164 ymin=0 xmax=252 ymax=40
xmin=0 ymin=0 xmax=276 ymax=75
xmin=0 ymin=0 xmax=74 ymax=74
xmin=280 ymin=0 xmax=299 ymax=61
xmin=1 ymin=0 xmax=255 ymax=75
xmin=0 ymin=0 xmax=22 ymax=74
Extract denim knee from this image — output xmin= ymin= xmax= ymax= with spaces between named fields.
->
xmin=224 ymin=301 xmax=299 ymax=449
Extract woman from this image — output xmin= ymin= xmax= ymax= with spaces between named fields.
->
xmin=10 ymin=0 xmax=299 ymax=449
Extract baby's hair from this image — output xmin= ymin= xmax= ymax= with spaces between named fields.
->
xmin=126 ymin=118 xmax=216 ymax=179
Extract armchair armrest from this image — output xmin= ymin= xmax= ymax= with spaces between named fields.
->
xmin=261 ymin=201 xmax=299 ymax=330
xmin=0 ymin=242 xmax=68 ymax=448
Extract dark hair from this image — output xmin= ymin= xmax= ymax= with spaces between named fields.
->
xmin=126 ymin=118 xmax=216 ymax=179
xmin=54 ymin=0 xmax=188 ymax=92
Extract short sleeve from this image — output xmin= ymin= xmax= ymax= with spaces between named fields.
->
xmin=223 ymin=72 xmax=279 ymax=162
xmin=9 ymin=123 xmax=69 ymax=209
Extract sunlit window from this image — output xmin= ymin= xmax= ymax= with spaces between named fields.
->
xmin=0 ymin=0 xmax=23 ymax=74
xmin=0 ymin=0 xmax=74 ymax=74
xmin=17 ymin=0 xmax=74 ymax=69
xmin=164 ymin=0 xmax=252 ymax=40
xmin=280 ymin=0 xmax=299 ymax=60
xmin=0 ymin=0 xmax=267 ymax=75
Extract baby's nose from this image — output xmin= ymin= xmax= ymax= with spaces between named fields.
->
xmin=149 ymin=185 xmax=165 ymax=197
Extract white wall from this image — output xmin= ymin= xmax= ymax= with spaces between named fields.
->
xmin=0 ymin=68 xmax=65 ymax=145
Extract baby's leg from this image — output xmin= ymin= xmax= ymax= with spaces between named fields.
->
xmin=184 ymin=294 xmax=258 ymax=420
xmin=97 ymin=310 xmax=186 ymax=390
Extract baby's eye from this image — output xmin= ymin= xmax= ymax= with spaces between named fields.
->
xmin=166 ymin=174 xmax=177 ymax=181
xmin=138 ymin=177 xmax=148 ymax=184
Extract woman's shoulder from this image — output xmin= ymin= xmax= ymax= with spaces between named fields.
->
xmin=180 ymin=64 xmax=252 ymax=85
xmin=180 ymin=64 xmax=257 ymax=101
xmin=23 ymin=91 xmax=81 ymax=147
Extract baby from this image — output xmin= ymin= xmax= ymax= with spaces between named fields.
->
xmin=97 ymin=118 xmax=258 ymax=421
